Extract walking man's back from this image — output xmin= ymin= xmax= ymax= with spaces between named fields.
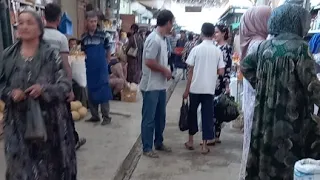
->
xmin=183 ymin=23 xmax=225 ymax=155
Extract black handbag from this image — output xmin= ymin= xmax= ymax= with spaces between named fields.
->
xmin=24 ymin=98 xmax=47 ymax=142
xmin=214 ymin=94 xmax=240 ymax=123
xmin=179 ymin=99 xmax=189 ymax=131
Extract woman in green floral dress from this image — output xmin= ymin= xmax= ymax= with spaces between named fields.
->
xmin=241 ymin=4 xmax=320 ymax=180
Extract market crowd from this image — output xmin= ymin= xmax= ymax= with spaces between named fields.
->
xmin=1 ymin=1 xmax=320 ymax=180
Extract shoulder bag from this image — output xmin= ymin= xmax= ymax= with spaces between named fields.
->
xmin=127 ymin=35 xmax=138 ymax=58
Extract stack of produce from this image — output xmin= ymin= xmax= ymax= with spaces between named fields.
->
xmin=70 ymin=101 xmax=88 ymax=121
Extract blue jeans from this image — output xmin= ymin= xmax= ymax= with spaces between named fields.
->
xmin=141 ymin=90 xmax=166 ymax=152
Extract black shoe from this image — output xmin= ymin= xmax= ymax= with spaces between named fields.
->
xmin=85 ymin=117 xmax=100 ymax=123
xmin=101 ymin=117 xmax=111 ymax=126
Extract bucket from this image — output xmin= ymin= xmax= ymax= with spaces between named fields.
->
xmin=294 ymin=159 xmax=320 ymax=180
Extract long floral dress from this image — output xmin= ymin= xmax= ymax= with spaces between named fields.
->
xmin=241 ymin=33 xmax=320 ymax=180
xmin=214 ymin=44 xmax=232 ymax=138
xmin=2 ymin=41 xmax=77 ymax=180
xmin=239 ymin=40 xmax=262 ymax=180
xmin=126 ymin=33 xmax=143 ymax=84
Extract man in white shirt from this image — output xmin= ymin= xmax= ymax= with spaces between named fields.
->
xmin=183 ymin=23 xmax=225 ymax=154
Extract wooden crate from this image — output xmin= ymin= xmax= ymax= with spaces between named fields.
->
xmin=121 ymin=90 xmax=137 ymax=102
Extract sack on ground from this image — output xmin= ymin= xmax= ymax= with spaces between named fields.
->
xmin=294 ymin=158 xmax=320 ymax=180
xmin=197 ymin=104 xmax=202 ymax=132
xmin=71 ymin=60 xmax=87 ymax=87
xmin=179 ymin=99 xmax=189 ymax=131
xmin=214 ymin=94 xmax=239 ymax=123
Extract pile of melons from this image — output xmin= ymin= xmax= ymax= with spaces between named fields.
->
xmin=70 ymin=101 xmax=88 ymax=121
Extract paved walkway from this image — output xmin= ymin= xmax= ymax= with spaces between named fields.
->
xmin=0 ymin=98 xmax=143 ymax=180
xmin=130 ymin=81 xmax=243 ymax=180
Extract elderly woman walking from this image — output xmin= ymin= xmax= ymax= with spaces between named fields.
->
xmin=2 ymin=10 xmax=76 ymax=180
xmin=238 ymin=5 xmax=272 ymax=180
xmin=241 ymin=4 xmax=320 ymax=179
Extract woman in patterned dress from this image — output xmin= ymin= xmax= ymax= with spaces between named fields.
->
xmin=238 ymin=6 xmax=272 ymax=180
xmin=241 ymin=4 xmax=320 ymax=179
xmin=2 ymin=10 xmax=76 ymax=180
xmin=213 ymin=24 xmax=232 ymax=144
xmin=126 ymin=24 xmax=143 ymax=84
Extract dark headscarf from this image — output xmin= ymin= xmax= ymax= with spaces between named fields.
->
xmin=309 ymin=34 xmax=320 ymax=54
xmin=19 ymin=9 xmax=44 ymax=39
xmin=268 ymin=4 xmax=311 ymax=37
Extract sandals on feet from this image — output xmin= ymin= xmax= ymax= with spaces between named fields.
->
xmin=201 ymin=148 xmax=210 ymax=155
xmin=200 ymin=142 xmax=215 ymax=146
xmin=143 ymin=151 xmax=159 ymax=158
xmin=184 ymin=142 xmax=194 ymax=150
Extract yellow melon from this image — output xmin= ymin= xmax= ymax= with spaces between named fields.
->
xmin=70 ymin=101 xmax=77 ymax=111
xmin=78 ymin=107 xmax=88 ymax=119
xmin=71 ymin=111 xmax=81 ymax=121
xmin=0 ymin=100 xmax=5 ymax=112
xmin=74 ymin=101 xmax=82 ymax=109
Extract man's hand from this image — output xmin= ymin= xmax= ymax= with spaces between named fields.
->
xmin=183 ymin=90 xmax=189 ymax=99
xmin=67 ymin=91 xmax=75 ymax=102
xmin=25 ymin=84 xmax=43 ymax=99
xmin=163 ymin=68 xmax=172 ymax=81
xmin=11 ymin=89 xmax=26 ymax=102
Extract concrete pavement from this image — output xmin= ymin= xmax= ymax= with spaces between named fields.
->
xmin=0 ymin=80 xmax=244 ymax=180
xmin=0 ymin=79 xmax=176 ymax=180
xmin=130 ymin=81 xmax=243 ymax=180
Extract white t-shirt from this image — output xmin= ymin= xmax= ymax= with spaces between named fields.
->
xmin=43 ymin=28 xmax=69 ymax=53
xmin=186 ymin=40 xmax=225 ymax=95
xmin=140 ymin=31 xmax=169 ymax=91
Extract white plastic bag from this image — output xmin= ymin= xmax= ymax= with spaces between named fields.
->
xmin=294 ymin=159 xmax=320 ymax=180
xmin=71 ymin=60 xmax=87 ymax=87
xmin=197 ymin=104 xmax=202 ymax=132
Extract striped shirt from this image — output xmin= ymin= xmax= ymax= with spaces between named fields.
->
xmin=81 ymin=30 xmax=109 ymax=51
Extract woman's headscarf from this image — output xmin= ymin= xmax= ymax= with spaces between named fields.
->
xmin=240 ymin=6 xmax=272 ymax=60
xmin=19 ymin=9 xmax=44 ymax=39
xmin=268 ymin=4 xmax=311 ymax=37
xmin=309 ymin=34 xmax=320 ymax=54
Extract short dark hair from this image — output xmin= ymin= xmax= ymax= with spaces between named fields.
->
xmin=216 ymin=24 xmax=229 ymax=40
xmin=69 ymin=38 xmax=77 ymax=43
xmin=201 ymin=23 xmax=215 ymax=38
xmin=86 ymin=11 xmax=98 ymax=19
xmin=44 ymin=3 xmax=61 ymax=22
xmin=157 ymin=10 xmax=174 ymax=27
xmin=180 ymin=30 xmax=186 ymax=34
xmin=131 ymin=24 xmax=139 ymax=33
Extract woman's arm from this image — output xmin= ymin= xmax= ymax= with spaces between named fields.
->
xmin=41 ymin=50 xmax=72 ymax=102
xmin=0 ymin=52 xmax=13 ymax=102
xmin=297 ymin=43 xmax=320 ymax=107
xmin=240 ymin=51 xmax=258 ymax=89
xmin=223 ymin=46 xmax=233 ymax=89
